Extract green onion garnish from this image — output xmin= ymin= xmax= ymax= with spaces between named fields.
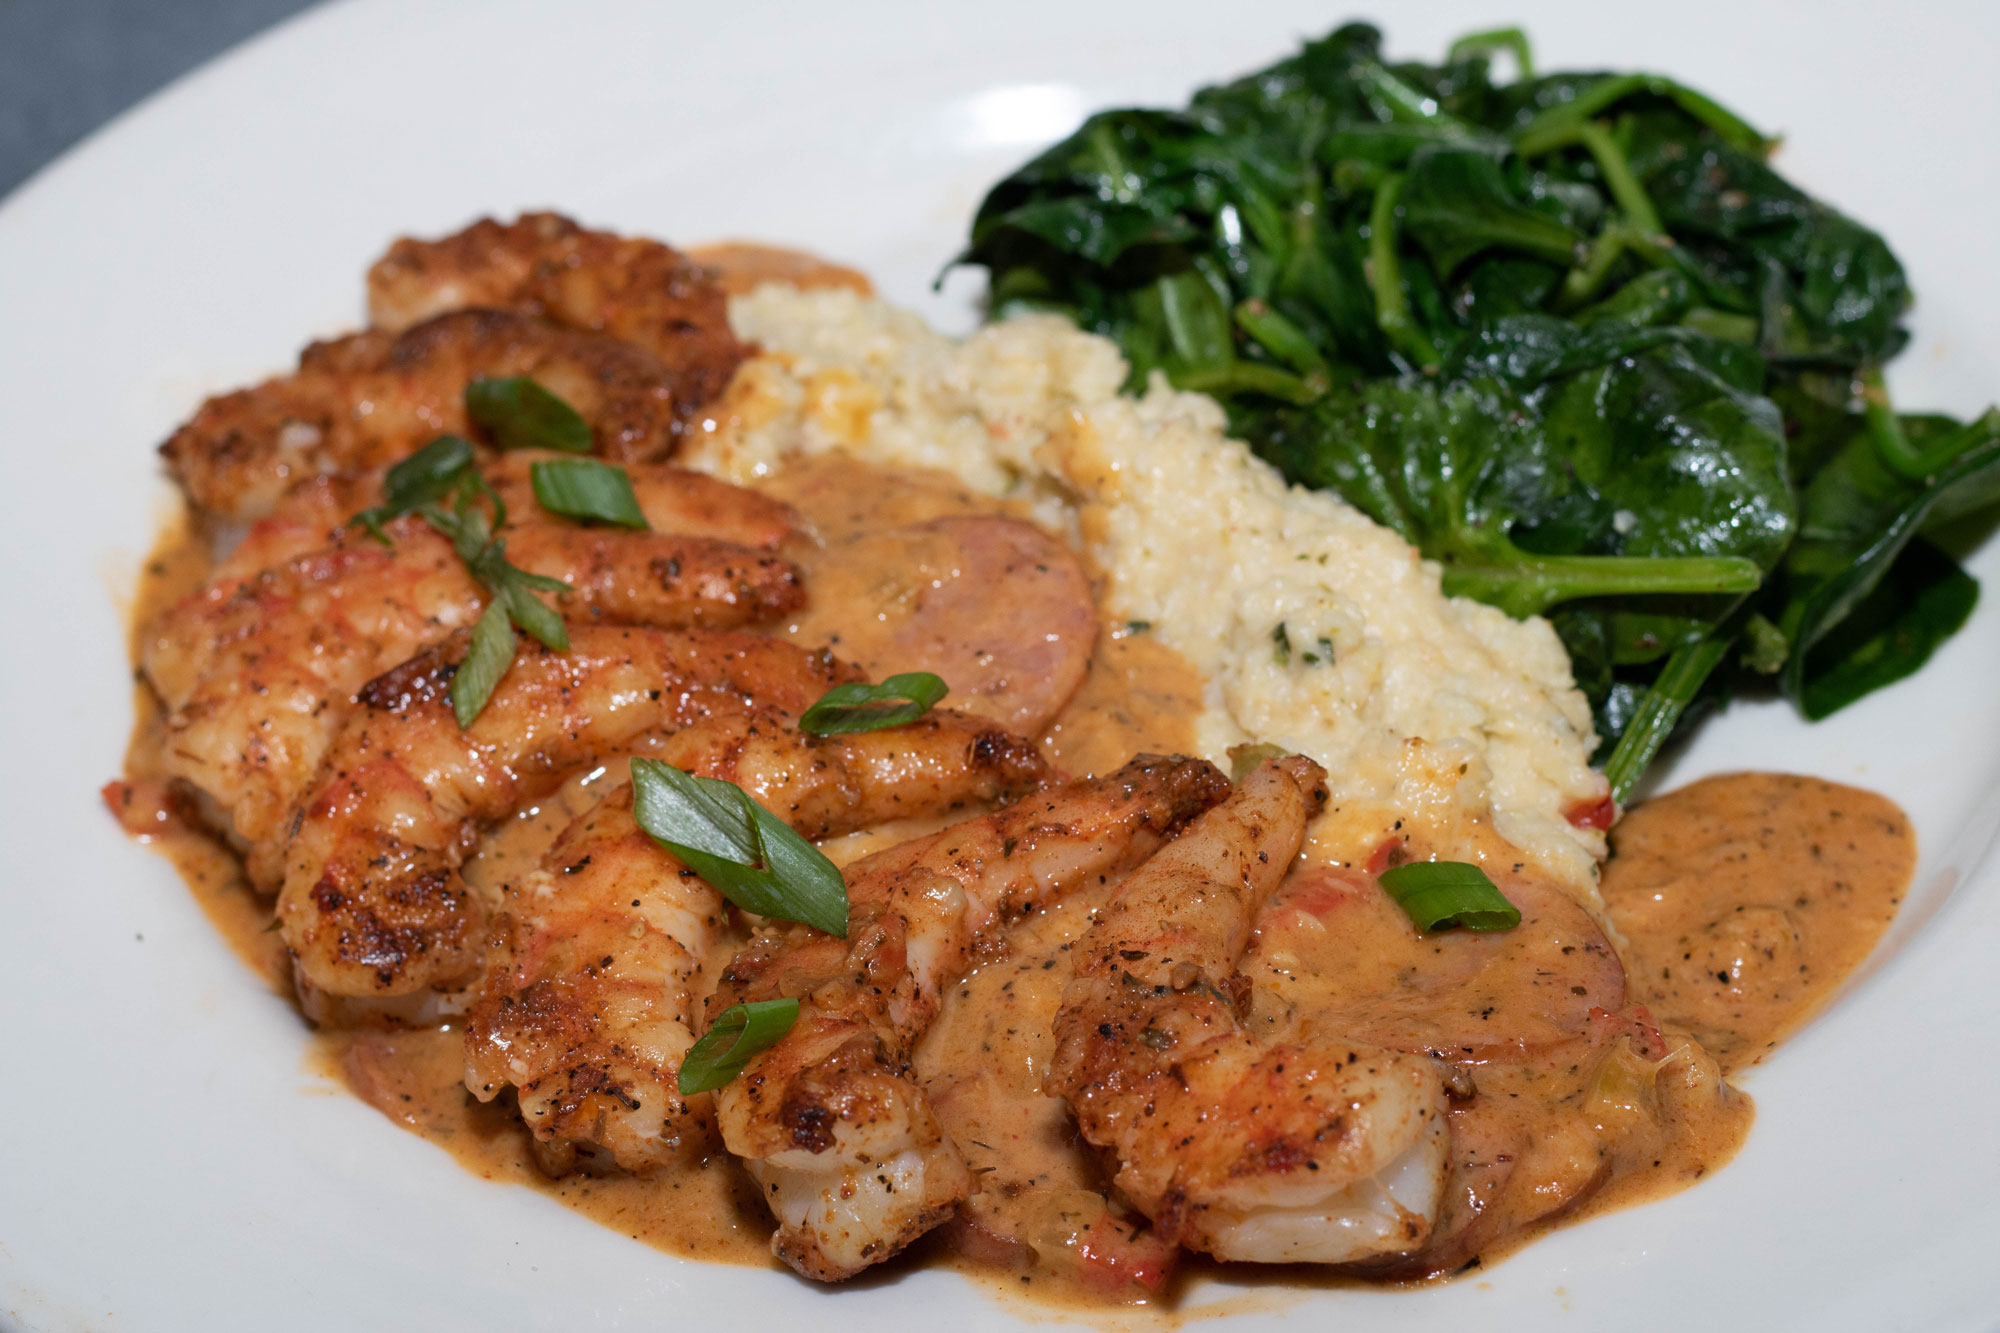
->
xmin=351 ymin=434 xmax=477 ymax=543
xmin=678 ymin=998 xmax=800 ymax=1095
xmin=464 ymin=375 xmax=592 ymax=453
xmin=797 ymin=672 xmax=949 ymax=736
xmin=629 ymin=760 xmax=848 ymax=938
xmin=349 ymin=436 xmax=574 ymax=727
xmin=1377 ymin=860 xmax=1521 ymax=932
xmin=451 ymin=598 xmax=518 ymax=728
xmin=530 ymin=458 xmax=649 ymax=529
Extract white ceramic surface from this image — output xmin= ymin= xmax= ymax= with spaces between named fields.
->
xmin=3 ymin=2 xmax=1998 ymax=1329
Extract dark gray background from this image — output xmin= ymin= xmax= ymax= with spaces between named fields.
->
xmin=0 ymin=0 xmax=324 ymax=200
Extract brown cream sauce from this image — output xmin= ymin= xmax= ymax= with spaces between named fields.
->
xmin=1600 ymin=772 xmax=1915 ymax=1070
xmin=119 ymin=455 xmax=1917 ymax=1312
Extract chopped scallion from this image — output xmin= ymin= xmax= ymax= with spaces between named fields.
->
xmin=464 ymin=375 xmax=592 ymax=453
xmin=451 ymin=598 xmax=519 ymax=729
xmin=797 ymin=673 xmax=949 ymax=736
xmin=1377 ymin=860 xmax=1521 ymax=932
xmin=629 ymin=760 xmax=848 ymax=938
xmin=678 ymin=998 xmax=800 ymax=1094
xmin=530 ymin=458 xmax=649 ymax=529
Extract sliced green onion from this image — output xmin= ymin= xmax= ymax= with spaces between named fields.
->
xmin=350 ymin=434 xmax=476 ymax=542
xmin=451 ymin=598 xmax=518 ymax=728
xmin=678 ymin=998 xmax=800 ymax=1095
xmin=1378 ymin=860 xmax=1521 ymax=932
xmin=501 ymin=574 xmax=569 ymax=651
xmin=464 ymin=376 xmax=592 ymax=453
xmin=797 ymin=673 xmax=949 ymax=736
xmin=530 ymin=458 xmax=649 ymax=529
xmin=629 ymin=760 xmax=848 ymax=937
xmin=349 ymin=438 xmax=577 ymax=728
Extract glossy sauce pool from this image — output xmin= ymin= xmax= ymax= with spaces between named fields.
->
xmin=119 ymin=458 xmax=1917 ymax=1314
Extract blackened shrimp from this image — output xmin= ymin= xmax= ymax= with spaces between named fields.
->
xmin=162 ymin=308 xmax=679 ymax=521
xmin=464 ymin=710 xmax=1051 ymax=1174
xmin=708 ymin=755 xmax=1231 ymax=1281
xmin=366 ymin=212 xmax=746 ymax=414
xmin=213 ymin=453 xmax=803 ymax=581
xmin=274 ymin=627 xmax=857 ymax=1018
xmin=143 ymin=516 xmax=803 ymax=856
xmin=1240 ymin=830 xmax=1738 ymax=1279
xmin=485 ymin=453 xmax=805 ymax=553
xmin=1046 ymin=756 xmax=1452 ymax=1264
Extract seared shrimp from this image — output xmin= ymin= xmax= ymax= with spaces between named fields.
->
xmin=1241 ymin=837 xmax=1737 ymax=1278
xmin=274 ymin=626 xmax=857 ymax=1019
xmin=144 ymin=515 xmax=803 ymax=854
xmin=213 ymin=454 xmax=802 ymax=582
xmin=709 ymin=755 xmax=1231 ymax=1280
xmin=1047 ymin=756 xmax=1452 ymax=1264
xmin=366 ymin=212 xmax=746 ymax=412
xmin=485 ymin=453 xmax=805 ymax=552
xmin=465 ymin=709 xmax=1050 ymax=1174
xmin=162 ymin=308 xmax=679 ymax=520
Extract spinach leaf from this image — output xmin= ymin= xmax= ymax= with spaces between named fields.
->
xmin=960 ymin=21 xmax=1999 ymax=791
xmin=1770 ymin=407 xmax=2000 ymax=709
xmin=1794 ymin=540 xmax=1977 ymax=721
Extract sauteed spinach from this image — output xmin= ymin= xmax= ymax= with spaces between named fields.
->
xmin=960 ymin=22 xmax=2000 ymax=798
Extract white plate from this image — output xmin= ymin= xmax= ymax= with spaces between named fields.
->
xmin=4 ymin=1 xmax=1998 ymax=1329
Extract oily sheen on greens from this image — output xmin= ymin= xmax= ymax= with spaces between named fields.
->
xmin=961 ymin=22 xmax=2000 ymax=798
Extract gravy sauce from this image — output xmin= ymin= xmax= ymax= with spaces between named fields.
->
xmin=119 ymin=457 xmax=1918 ymax=1313
xmin=1600 ymin=772 xmax=1915 ymax=1070
xmin=111 ymin=511 xmax=289 ymax=991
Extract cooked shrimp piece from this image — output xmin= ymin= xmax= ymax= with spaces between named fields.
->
xmin=1240 ymin=836 xmax=1738 ymax=1278
xmin=709 ymin=755 xmax=1231 ymax=1280
xmin=147 ymin=521 xmax=482 ymax=852
xmin=784 ymin=515 xmax=1097 ymax=734
xmin=209 ymin=473 xmax=376 ymax=583
xmin=1047 ymin=756 xmax=1452 ymax=1264
xmin=637 ymin=707 xmax=1053 ymax=842
xmin=143 ymin=516 xmax=804 ymax=855
xmin=216 ymin=454 xmax=802 ymax=581
xmin=504 ymin=524 xmax=803 ymax=631
xmin=162 ymin=308 xmax=678 ymax=520
xmin=274 ymin=626 xmax=857 ymax=1017
xmin=465 ymin=709 xmax=1050 ymax=1174
xmin=485 ymin=453 xmax=805 ymax=551
xmin=366 ymin=212 xmax=746 ymax=412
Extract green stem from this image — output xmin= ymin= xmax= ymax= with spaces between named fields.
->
xmin=1517 ymin=120 xmax=1663 ymax=237
xmin=1447 ymin=27 xmax=1535 ymax=80
xmin=1175 ymin=362 xmax=1323 ymax=406
xmin=1600 ymin=635 xmax=1733 ymax=803
xmin=1356 ymin=61 xmax=1471 ymax=128
xmin=1233 ymin=299 xmax=1329 ymax=378
xmin=1856 ymin=367 xmax=1976 ymax=484
xmin=1368 ymin=174 xmax=1441 ymax=371
xmin=1679 ymin=307 xmax=1759 ymax=343
xmin=1558 ymin=223 xmax=1641 ymax=308
xmin=1440 ymin=552 xmax=1763 ymax=618
xmin=1514 ymin=73 xmax=1772 ymax=155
